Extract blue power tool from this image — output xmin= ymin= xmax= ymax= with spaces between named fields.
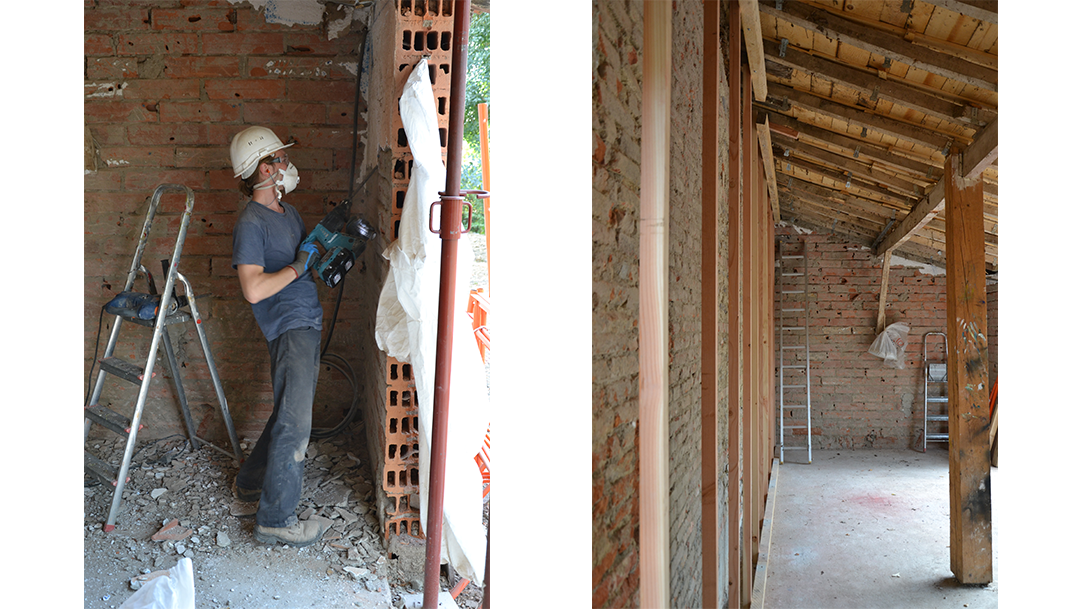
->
xmin=302 ymin=199 xmax=376 ymax=288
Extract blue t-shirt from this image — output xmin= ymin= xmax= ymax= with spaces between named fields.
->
xmin=231 ymin=200 xmax=322 ymax=342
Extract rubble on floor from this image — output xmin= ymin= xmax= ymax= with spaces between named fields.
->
xmin=83 ymin=427 xmax=486 ymax=609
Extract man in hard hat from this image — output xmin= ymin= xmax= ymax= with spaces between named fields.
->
xmin=227 ymin=125 xmax=325 ymax=547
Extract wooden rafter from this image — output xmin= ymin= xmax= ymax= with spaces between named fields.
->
xmin=762 ymin=38 xmax=986 ymax=128
xmin=766 ymin=82 xmax=966 ymax=153
xmin=875 ymin=117 xmax=997 ymax=256
xmin=739 ymin=0 xmax=768 ymax=101
xmin=757 ymin=0 xmax=997 ymax=92
xmin=773 ymin=131 xmax=932 ymax=195
xmin=755 ymin=113 xmax=781 ymax=222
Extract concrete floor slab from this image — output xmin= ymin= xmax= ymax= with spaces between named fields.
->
xmin=764 ymin=448 xmax=998 ymax=609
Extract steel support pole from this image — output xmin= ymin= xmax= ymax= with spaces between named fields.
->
xmin=423 ymin=2 xmax=471 ymax=608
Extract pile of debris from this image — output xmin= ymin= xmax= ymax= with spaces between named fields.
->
xmin=82 ymin=426 xmax=482 ymax=609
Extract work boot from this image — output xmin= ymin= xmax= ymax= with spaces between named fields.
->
xmin=254 ymin=519 xmax=326 ymax=548
xmin=232 ymin=480 xmax=261 ymax=503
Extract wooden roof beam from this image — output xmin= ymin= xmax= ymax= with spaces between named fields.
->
xmin=774 ymin=150 xmax=920 ymax=206
xmin=755 ymin=112 xmax=781 ymax=221
xmin=920 ymin=0 xmax=998 ymax=25
xmin=738 ymin=0 xmax=768 ymax=102
xmin=766 ymin=82 xmax=965 ymax=154
xmin=764 ymin=111 xmax=944 ymax=179
xmin=757 ymin=0 xmax=997 ymax=92
xmin=874 ymin=118 xmax=997 ymax=256
xmin=773 ymin=131 xmax=934 ymax=196
xmin=762 ymin=38 xmax=986 ymax=128
xmin=962 ymin=117 xmax=998 ymax=179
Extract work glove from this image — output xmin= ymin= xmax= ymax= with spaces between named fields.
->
xmin=288 ymin=242 xmax=319 ymax=278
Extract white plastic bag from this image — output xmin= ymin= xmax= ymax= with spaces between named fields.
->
xmin=869 ymin=322 xmax=910 ymax=369
xmin=119 ymin=557 xmax=195 ymax=609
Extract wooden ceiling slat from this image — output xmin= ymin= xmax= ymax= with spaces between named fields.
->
xmin=774 ymin=132 xmax=931 ymax=196
xmin=768 ymin=82 xmax=964 ymax=153
xmin=759 ymin=0 xmax=997 ymax=92
xmin=763 ymin=38 xmax=985 ymax=128
xmin=919 ymin=0 xmax=998 ymax=25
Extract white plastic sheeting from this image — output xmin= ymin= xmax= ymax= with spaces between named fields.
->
xmin=374 ymin=58 xmax=489 ymax=582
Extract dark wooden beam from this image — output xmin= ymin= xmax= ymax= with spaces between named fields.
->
xmin=757 ymin=0 xmax=997 ymax=92
xmin=768 ymin=82 xmax=964 ymax=153
xmin=701 ymin=3 xmax=720 ymax=607
xmin=921 ymin=0 xmax=998 ymax=24
xmin=944 ymin=148 xmax=992 ymax=585
xmin=762 ymin=39 xmax=986 ymax=128
xmin=727 ymin=3 xmax=742 ymax=607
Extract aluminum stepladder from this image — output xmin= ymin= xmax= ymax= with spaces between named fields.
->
xmin=85 ymin=184 xmax=243 ymax=532
xmin=922 ymin=331 xmax=949 ymax=452
xmin=777 ymin=236 xmax=812 ymax=463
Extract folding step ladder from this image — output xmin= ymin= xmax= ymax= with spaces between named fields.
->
xmin=922 ymin=331 xmax=949 ymax=452
xmin=85 ymin=184 xmax=243 ymax=532
xmin=777 ymin=236 xmax=812 ymax=463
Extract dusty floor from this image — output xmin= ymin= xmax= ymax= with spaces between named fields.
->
xmin=83 ymin=428 xmax=486 ymax=609
xmin=764 ymin=447 xmax=998 ymax=609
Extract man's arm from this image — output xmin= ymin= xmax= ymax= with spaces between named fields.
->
xmin=236 ymin=264 xmax=298 ymax=304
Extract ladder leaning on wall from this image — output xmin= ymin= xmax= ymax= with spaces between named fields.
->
xmin=777 ymin=236 xmax=812 ymax=463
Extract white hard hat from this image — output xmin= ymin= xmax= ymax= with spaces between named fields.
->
xmin=230 ymin=126 xmax=294 ymax=179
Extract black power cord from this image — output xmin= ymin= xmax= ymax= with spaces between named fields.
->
xmin=310 ymin=25 xmax=371 ymax=440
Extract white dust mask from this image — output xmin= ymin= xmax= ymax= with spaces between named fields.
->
xmin=254 ymin=163 xmax=300 ymax=200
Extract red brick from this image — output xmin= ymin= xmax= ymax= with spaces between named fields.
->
xmin=204 ymin=79 xmax=288 ymax=100
xmin=84 ymin=101 xmax=159 ymax=124
xmin=86 ymin=57 xmax=139 ymax=79
xmin=151 ymin=8 xmax=235 ymax=32
xmin=85 ymin=34 xmax=114 ymax=55
xmin=124 ymin=169 xmax=208 ymax=192
xmin=327 ymin=103 xmax=361 ymax=125
xmin=84 ymin=8 xmax=150 ymax=31
xmin=235 ymin=9 xmax=301 ymax=32
xmin=283 ymin=32 xmax=361 ymax=56
xmin=159 ymin=100 xmax=242 ymax=123
xmin=123 ymin=79 xmax=202 ymax=100
xmin=163 ymin=56 xmax=240 ymax=78
xmin=288 ymin=80 xmax=357 ymax=103
xmin=117 ymin=32 xmax=200 ymax=55
xmin=208 ymin=169 xmax=239 ymax=191
xmin=247 ymin=56 xmax=355 ymax=79
xmin=242 ymin=102 xmax=325 ymax=124
xmin=174 ymin=147 xmax=231 ymax=169
xmin=99 ymin=146 xmax=173 ymax=169
xmin=202 ymin=32 xmax=284 ymax=55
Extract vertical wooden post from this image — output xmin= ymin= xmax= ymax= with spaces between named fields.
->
xmin=944 ymin=148 xmax=992 ymax=584
xmin=740 ymin=62 xmax=754 ymax=608
xmin=701 ymin=2 xmax=721 ymax=607
xmin=876 ymin=250 xmax=892 ymax=335
xmin=726 ymin=2 xmax=742 ymax=606
xmin=639 ymin=3 xmax=672 ymax=607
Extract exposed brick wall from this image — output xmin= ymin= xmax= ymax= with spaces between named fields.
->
xmin=666 ymin=2 xmax=705 ymax=608
xmin=774 ymin=226 xmax=950 ymax=450
xmin=593 ymin=1 xmax=727 ymax=606
xmin=592 ymin=0 xmax=645 ymax=604
xmin=83 ymin=1 xmax=375 ymax=450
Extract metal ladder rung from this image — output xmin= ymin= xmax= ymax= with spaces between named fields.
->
xmin=781 ymin=384 xmax=806 ymax=389
xmin=780 ymin=405 xmax=808 ymax=409
xmin=783 ymin=425 xmax=808 ymax=430
xmin=782 ymin=272 xmax=804 ymax=277
xmin=781 ymin=255 xmax=805 ymax=259
xmin=781 ymin=308 xmax=805 ymax=312
xmin=927 ymin=397 xmax=948 ymax=403
xmin=84 ymin=451 xmax=127 ymax=487
xmin=85 ymin=405 xmax=143 ymax=437
xmin=927 ymin=415 xmax=948 ymax=422
xmin=781 ymin=290 xmax=803 ymax=294
xmin=927 ymin=433 xmax=950 ymax=441
xmin=99 ymin=357 xmax=154 ymax=385
xmin=782 ymin=327 xmax=806 ymax=331
xmin=781 ymin=345 xmax=804 ymax=350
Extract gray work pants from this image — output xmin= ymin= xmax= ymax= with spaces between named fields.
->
xmin=235 ymin=326 xmax=321 ymax=528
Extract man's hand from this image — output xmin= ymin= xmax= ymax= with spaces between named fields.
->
xmin=288 ymin=242 xmax=319 ymax=278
